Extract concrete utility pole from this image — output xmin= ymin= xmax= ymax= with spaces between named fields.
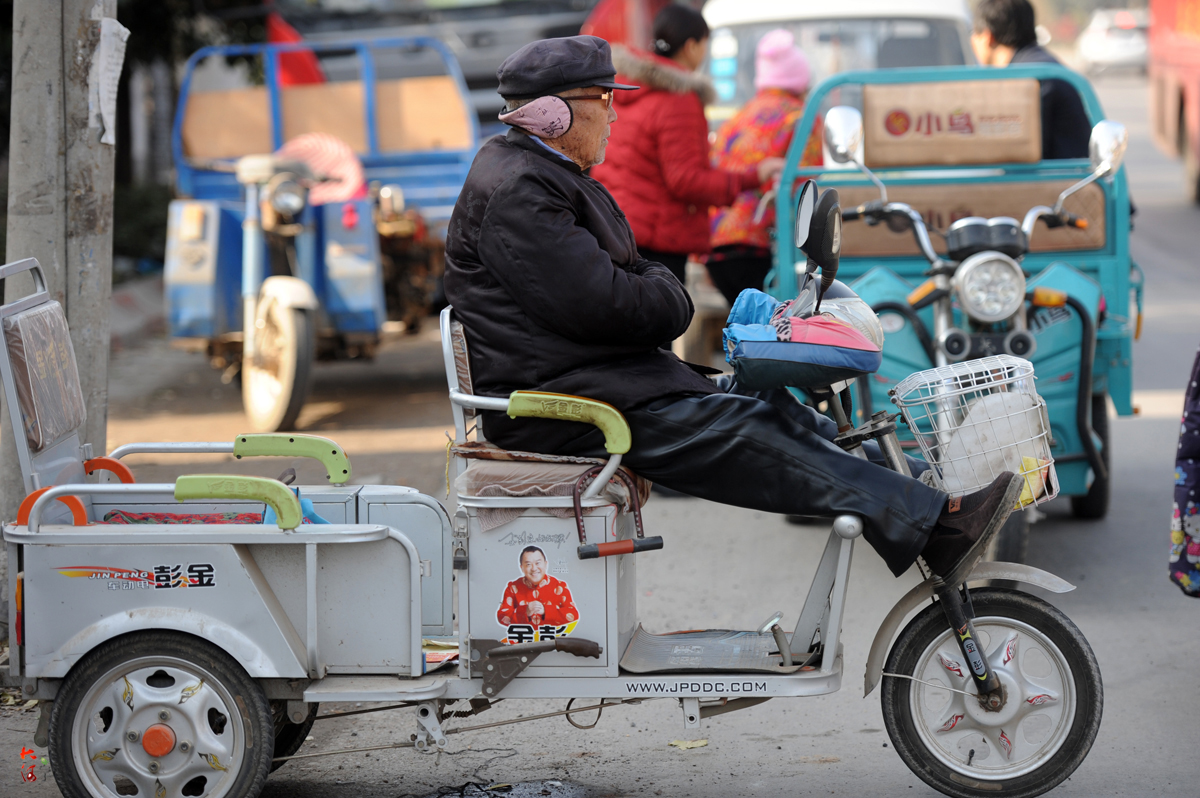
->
xmin=2 ymin=0 xmax=126 ymax=521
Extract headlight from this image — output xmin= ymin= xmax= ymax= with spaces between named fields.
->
xmin=269 ymin=180 xmax=306 ymax=216
xmin=952 ymin=251 xmax=1026 ymax=323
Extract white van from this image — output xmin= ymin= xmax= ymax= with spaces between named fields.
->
xmin=703 ymin=0 xmax=974 ymax=119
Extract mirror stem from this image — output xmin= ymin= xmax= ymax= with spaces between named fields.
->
xmin=853 ymin=159 xmax=888 ymax=204
xmin=1052 ymin=167 xmax=1107 ymax=215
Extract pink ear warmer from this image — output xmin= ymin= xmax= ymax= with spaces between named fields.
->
xmin=498 ymin=95 xmax=574 ymax=139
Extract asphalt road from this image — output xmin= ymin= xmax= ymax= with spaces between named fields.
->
xmin=2 ymin=76 xmax=1198 ymax=798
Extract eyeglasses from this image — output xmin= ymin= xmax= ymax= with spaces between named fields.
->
xmin=561 ymin=90 xmax=615 ymax=110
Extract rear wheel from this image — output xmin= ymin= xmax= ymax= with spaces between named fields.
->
xmin=1070 ymin=393 xmax=1110 ymax=520
xmin=882 ymin=590 xmax=1102 ymax=798
xmin=242 ymin=301 xmax=314 ymax=432
xmin=49 ymin=631 xmax=273 ymax=798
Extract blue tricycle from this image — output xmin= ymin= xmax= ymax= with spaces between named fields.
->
xmin=772 ymin=65 xmax=1140 ymax=555
xmin=164 ymin=37 xmax=479 ymax=431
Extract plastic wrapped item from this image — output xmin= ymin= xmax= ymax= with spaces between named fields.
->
xmin=3 ymin=301 xmax=87 ymax=452
xmin=892 ymin=355 xmax=1058 ymax=506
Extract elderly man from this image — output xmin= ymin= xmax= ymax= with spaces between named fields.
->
xmin=443 ymin=35 xmax=1022 ymax=585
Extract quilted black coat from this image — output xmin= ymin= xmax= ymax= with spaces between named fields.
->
xmin=443 ymin=128 xmax=719 ymax=451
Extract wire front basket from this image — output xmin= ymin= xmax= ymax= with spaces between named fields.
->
xmin=891 ymin=355 xmax=1058 ymax=507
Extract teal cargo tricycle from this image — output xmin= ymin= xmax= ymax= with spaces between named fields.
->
xmin=772 ymin=65 xmax=1139 ymax=557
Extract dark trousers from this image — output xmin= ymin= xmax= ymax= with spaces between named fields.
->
xmin=547 ymin=377 xmax=945 ymax=577
xmin=706 ymin=245 xmax=773 ymax=307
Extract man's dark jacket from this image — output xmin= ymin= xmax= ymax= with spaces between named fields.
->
xmin=443 ymin=128 xmax=719 ymax=449
xmin=1009 ymin=45 xmax=1091 ymax=160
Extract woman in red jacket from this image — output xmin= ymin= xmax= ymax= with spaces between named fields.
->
xmin=591 ymin=4 xmax=782 ymax=284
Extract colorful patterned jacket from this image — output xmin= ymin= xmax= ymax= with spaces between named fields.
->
xmin=710 ymin=89 xmax=822 ymax=251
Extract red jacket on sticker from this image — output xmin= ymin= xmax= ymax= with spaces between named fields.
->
xmin=497 ymin=575 xmax=579 ymax=627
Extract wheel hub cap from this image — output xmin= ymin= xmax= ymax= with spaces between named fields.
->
xmin=141 ymin=723 xmax=176 ymax=758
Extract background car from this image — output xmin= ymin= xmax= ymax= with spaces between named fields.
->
xmin=702 ymin=0 xmax=974 ymax=124
xmin=1077 ymin=8 xmax=1149 ymax=76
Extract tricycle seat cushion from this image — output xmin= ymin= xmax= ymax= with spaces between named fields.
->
xmin=452 ymin=442 xmax=651 ymax=532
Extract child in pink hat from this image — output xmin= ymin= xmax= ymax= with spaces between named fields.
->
xmin=709 ymin=29 xmax=819 ymax=306
xmin=755 ymin=28 xmax=811 ymax=94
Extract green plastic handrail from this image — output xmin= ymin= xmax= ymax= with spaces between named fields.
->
xmin=232 ymin=433 xmax=352 ymax=484
xmin=507 ymin=391 xmax=631 ymax=454
xmin=174 ymin=475 xmax=302 ymax=530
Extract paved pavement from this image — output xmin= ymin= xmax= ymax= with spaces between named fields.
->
xmin=2 ymin=76 xmax=1198 ymax=797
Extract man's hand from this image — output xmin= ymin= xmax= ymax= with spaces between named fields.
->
xmin=527 ymin=601 xmax=545 ymax=617
xmin=757 ymin=157 xmax=786 ymax=185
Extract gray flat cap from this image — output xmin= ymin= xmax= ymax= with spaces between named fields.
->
xmin=497 ymin=35 xmax=638 ymax=98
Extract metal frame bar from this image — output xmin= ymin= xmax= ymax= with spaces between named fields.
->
xmin=109 ymin=441 xmax=235 ymax=459
xmin=171 ymin=35 xmax=480 ymax=193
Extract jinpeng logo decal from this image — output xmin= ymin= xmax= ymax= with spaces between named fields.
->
xmin=56 ymin=564 xmax=217 ymax=590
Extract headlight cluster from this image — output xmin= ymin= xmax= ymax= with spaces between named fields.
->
xmin=269 ymin=181 xmax=306 ymax=216
xmin=952 ymin=252 xmax=1026 ymax=323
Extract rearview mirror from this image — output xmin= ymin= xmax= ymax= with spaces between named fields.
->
xmin=794 ymin=180 xmax=816 ymax=250
xmin=804 ymin=188 xmax=842 ymax=291
xmin=1089 ymin=120 xmax=1128 ymax=176
xmin=823 ymin=107 xmax=864 ymax=165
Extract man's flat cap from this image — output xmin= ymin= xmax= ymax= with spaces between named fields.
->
xmin=497 ymin=35 xmax=638 ymax=98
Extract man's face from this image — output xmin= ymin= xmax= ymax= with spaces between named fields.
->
xmin=520 ymin=551 xmax=547 ymax=584
xmin=971 ymin=29 xmax=998 ymax=65
xmin=553 ymin=87 xmax=618 ymax=169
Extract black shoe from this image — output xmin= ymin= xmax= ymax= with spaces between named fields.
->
xmin=919 ymin=472 xmax=1024 ymax=585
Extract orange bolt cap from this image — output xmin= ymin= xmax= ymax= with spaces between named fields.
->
xmin=141 ymin=724 xmax=176 ymax=758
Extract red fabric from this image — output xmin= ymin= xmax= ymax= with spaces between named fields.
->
xmin=580 ymin=0 xmax=672 ymax=50
xmin=591 ymin=50 xmax=759 ymax=256
xmin=496 ymin=575 xmax=579 ymax=627
xmin=267 ymin=12 xmax=325 ymax=87
xmin=777 ymin=315 xmax=880 ymax=351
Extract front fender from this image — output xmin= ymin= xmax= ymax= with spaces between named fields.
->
xmin=260 ymin=275 xmax=318 ymax=310
xmin=29 ymin=607 xmax=307 ymax=680
xmin=863 ymin=562 xmax=1075 ymax=696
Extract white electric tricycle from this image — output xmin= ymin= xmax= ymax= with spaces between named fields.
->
xmin=2 ymin=177 xmax=1100 ymax=798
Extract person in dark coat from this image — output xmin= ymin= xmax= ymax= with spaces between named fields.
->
xmin=442 ymin=35 xmax=1023 ymax=584
xmin=972 ymin=0 xmax=1092 ymax=160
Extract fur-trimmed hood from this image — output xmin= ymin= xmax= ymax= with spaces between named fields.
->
xmin=611 ymin=44 xmax=716 ymax=105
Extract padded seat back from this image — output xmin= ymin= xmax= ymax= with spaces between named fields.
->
xmin=3 ymin=301 xmax=86 ymax=453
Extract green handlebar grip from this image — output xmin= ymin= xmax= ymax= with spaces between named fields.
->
xmin=506 ymin=391 xmax=631 ymax=454
xmin=174 ymin=475 xmax=303 ymax=530
xmin=232 ymin=433 xmax=352 ymax=484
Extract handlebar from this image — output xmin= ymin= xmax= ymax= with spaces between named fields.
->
xmin=842 ymin=201 xmax=944 ymax=267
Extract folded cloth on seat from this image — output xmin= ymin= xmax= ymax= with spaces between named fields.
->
xmin=104 ymin=509 xmax=265 ymax=524
xmin=453 ymin=453 xmax=650 ymax=532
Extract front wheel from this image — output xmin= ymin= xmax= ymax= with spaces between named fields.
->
xmin=49 ymin=631 xmax=274 ymax=798
xmin=242 ymin=301 xmax=314 ymax=432
xmin=881 ymin=589 xmax=1102 ymax=798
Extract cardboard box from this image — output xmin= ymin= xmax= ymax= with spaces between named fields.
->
xmin=837 ymin=180 xmax=1106 ymax=257
xmin=863 ymin=79 xmax=1042 ymax=167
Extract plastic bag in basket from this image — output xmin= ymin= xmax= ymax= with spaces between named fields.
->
xmin=940 ymin=391 xmax=1050 ymax=498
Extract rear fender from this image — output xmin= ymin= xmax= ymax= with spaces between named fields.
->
xmin=863 ymin=562 xmax=1075 ymax=696
xmin=29 ymin=607 xmax=306 ymax=680
xmin=260 ymin=275 xmax=318 ymax=310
